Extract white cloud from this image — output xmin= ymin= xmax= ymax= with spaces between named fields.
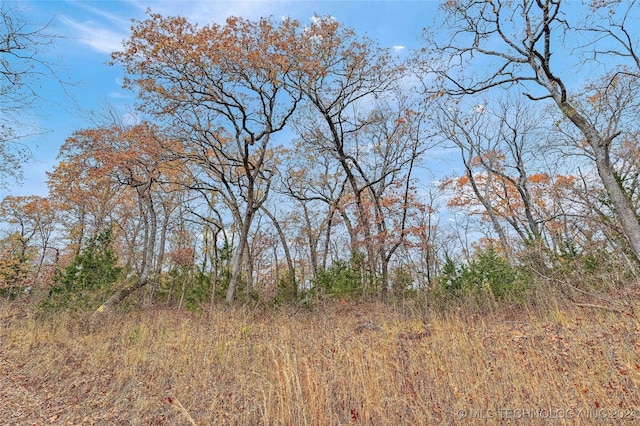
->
xmin=473 ymin=104 xmax=486 ymax=114
xmin=61 ymin=1 xmax=290 ymax=55
xmin=122 ymin=112 xmax=140 ymax=127
xmin=393 ymin=45 xmax=405 ymax=52
xmin=73 ymin=2 xmax=131 ymax=27
xmin=108 ymin=92 xmax=128 ymax=99
xmin=59 ymin=15 xmax=126 ymax=54
xmin=310 ymin=15 xmax=336 ymax=26
xmin=131 ymin=1 xmax=288 ymax=25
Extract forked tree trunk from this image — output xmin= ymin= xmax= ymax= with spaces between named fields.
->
xmin=226 ymin=207 xmax=254 ymax=303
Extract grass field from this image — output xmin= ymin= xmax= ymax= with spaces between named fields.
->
xmin=1 ymin=290 xmax=639 ymax=425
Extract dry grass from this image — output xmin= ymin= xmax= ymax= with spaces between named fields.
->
xmin=1 ymin=294 xmax=640 ymax=425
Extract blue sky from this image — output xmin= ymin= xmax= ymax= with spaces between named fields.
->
xmin=2 ymin=0 xmax=442 ymax=199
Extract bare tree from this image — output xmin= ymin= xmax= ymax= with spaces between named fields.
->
xmin=286 ymin=16 xmax=406 ymax=293
xmin=280 ymin=129 xmax=352 ymax=276
xmin=435 ymin=96 xmax=555 ymax=258
xmin=1 ymin=2 xmax=61 ymax=185
xmin=418 ymin=0 xmax=640 ymax=262
xmin=113 ymin=15 xmax=305 ymax=302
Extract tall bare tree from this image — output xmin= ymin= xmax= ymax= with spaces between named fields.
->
xmin=418 ymin=0 xmax=640 ymax=262
xmin=287 ymin=16 xmax=405 ymax=292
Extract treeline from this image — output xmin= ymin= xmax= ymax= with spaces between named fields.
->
xmin=1 ymin=1 xmax=639 ymax=311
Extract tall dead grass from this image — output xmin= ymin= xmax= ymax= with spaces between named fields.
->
xmin=1 ymin=294 xmax=639 ymax=425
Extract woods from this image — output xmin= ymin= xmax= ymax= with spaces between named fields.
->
xmin=1 ymin=1 xmax=640 ymax=310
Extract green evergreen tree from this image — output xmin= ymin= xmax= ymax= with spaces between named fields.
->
xmin=41 ymin=228 xmax=121 ymax=312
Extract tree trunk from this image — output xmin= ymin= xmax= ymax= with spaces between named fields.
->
xmin=464 ymin=160 xmax=513 ymax=260
xmin=94 ymin=277 xmax=148 ymax=314
xmin=380 ymin=257 xmax=390 ymax=301
xmin=246 ymin=241 xmax=254 ymax=294
xmin=94 ymin=185 xmax=157 ymax=313
xmin=139 ymin=187 xmax=157 ymax=282
xmin=154 ymin=206 xmax=171 ymax=275
xmin=209 ymin=228 xmax=221 ymax=311
xmin=261 ymin=205 xmax=296 ymax=296
xmin=594 ymin=146 xmax=640 ymax=260
xmin=322 ymin=207 xmax=337 ymax=271
xmin=301 ymin=203 xmax=318 ymax=278
xmin=561 ymin=102 xmax=640 ymax=262
xmin=226 ymin=207 xmax=254 ymax=303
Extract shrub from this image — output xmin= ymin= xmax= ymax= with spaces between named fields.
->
xmin=182 ymin=268 xmax=213 ymax=311
xmin=435 ymin=247 xmax=528 ymax=302
xmin=311 ymin=252 xmax=365 ymax=299
xmin=273 ymin=270 xmax=298 ymax=304
xmin=40 ymin=228 xmax=121 ymax=313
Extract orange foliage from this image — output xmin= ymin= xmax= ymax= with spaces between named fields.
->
xmin=167 ymin=248 xmax=195 ymax=268
xmin=528 ymin=173 xmax=550 ymax=184
xmin=457 ymin=175 xmax=470 ymax=186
